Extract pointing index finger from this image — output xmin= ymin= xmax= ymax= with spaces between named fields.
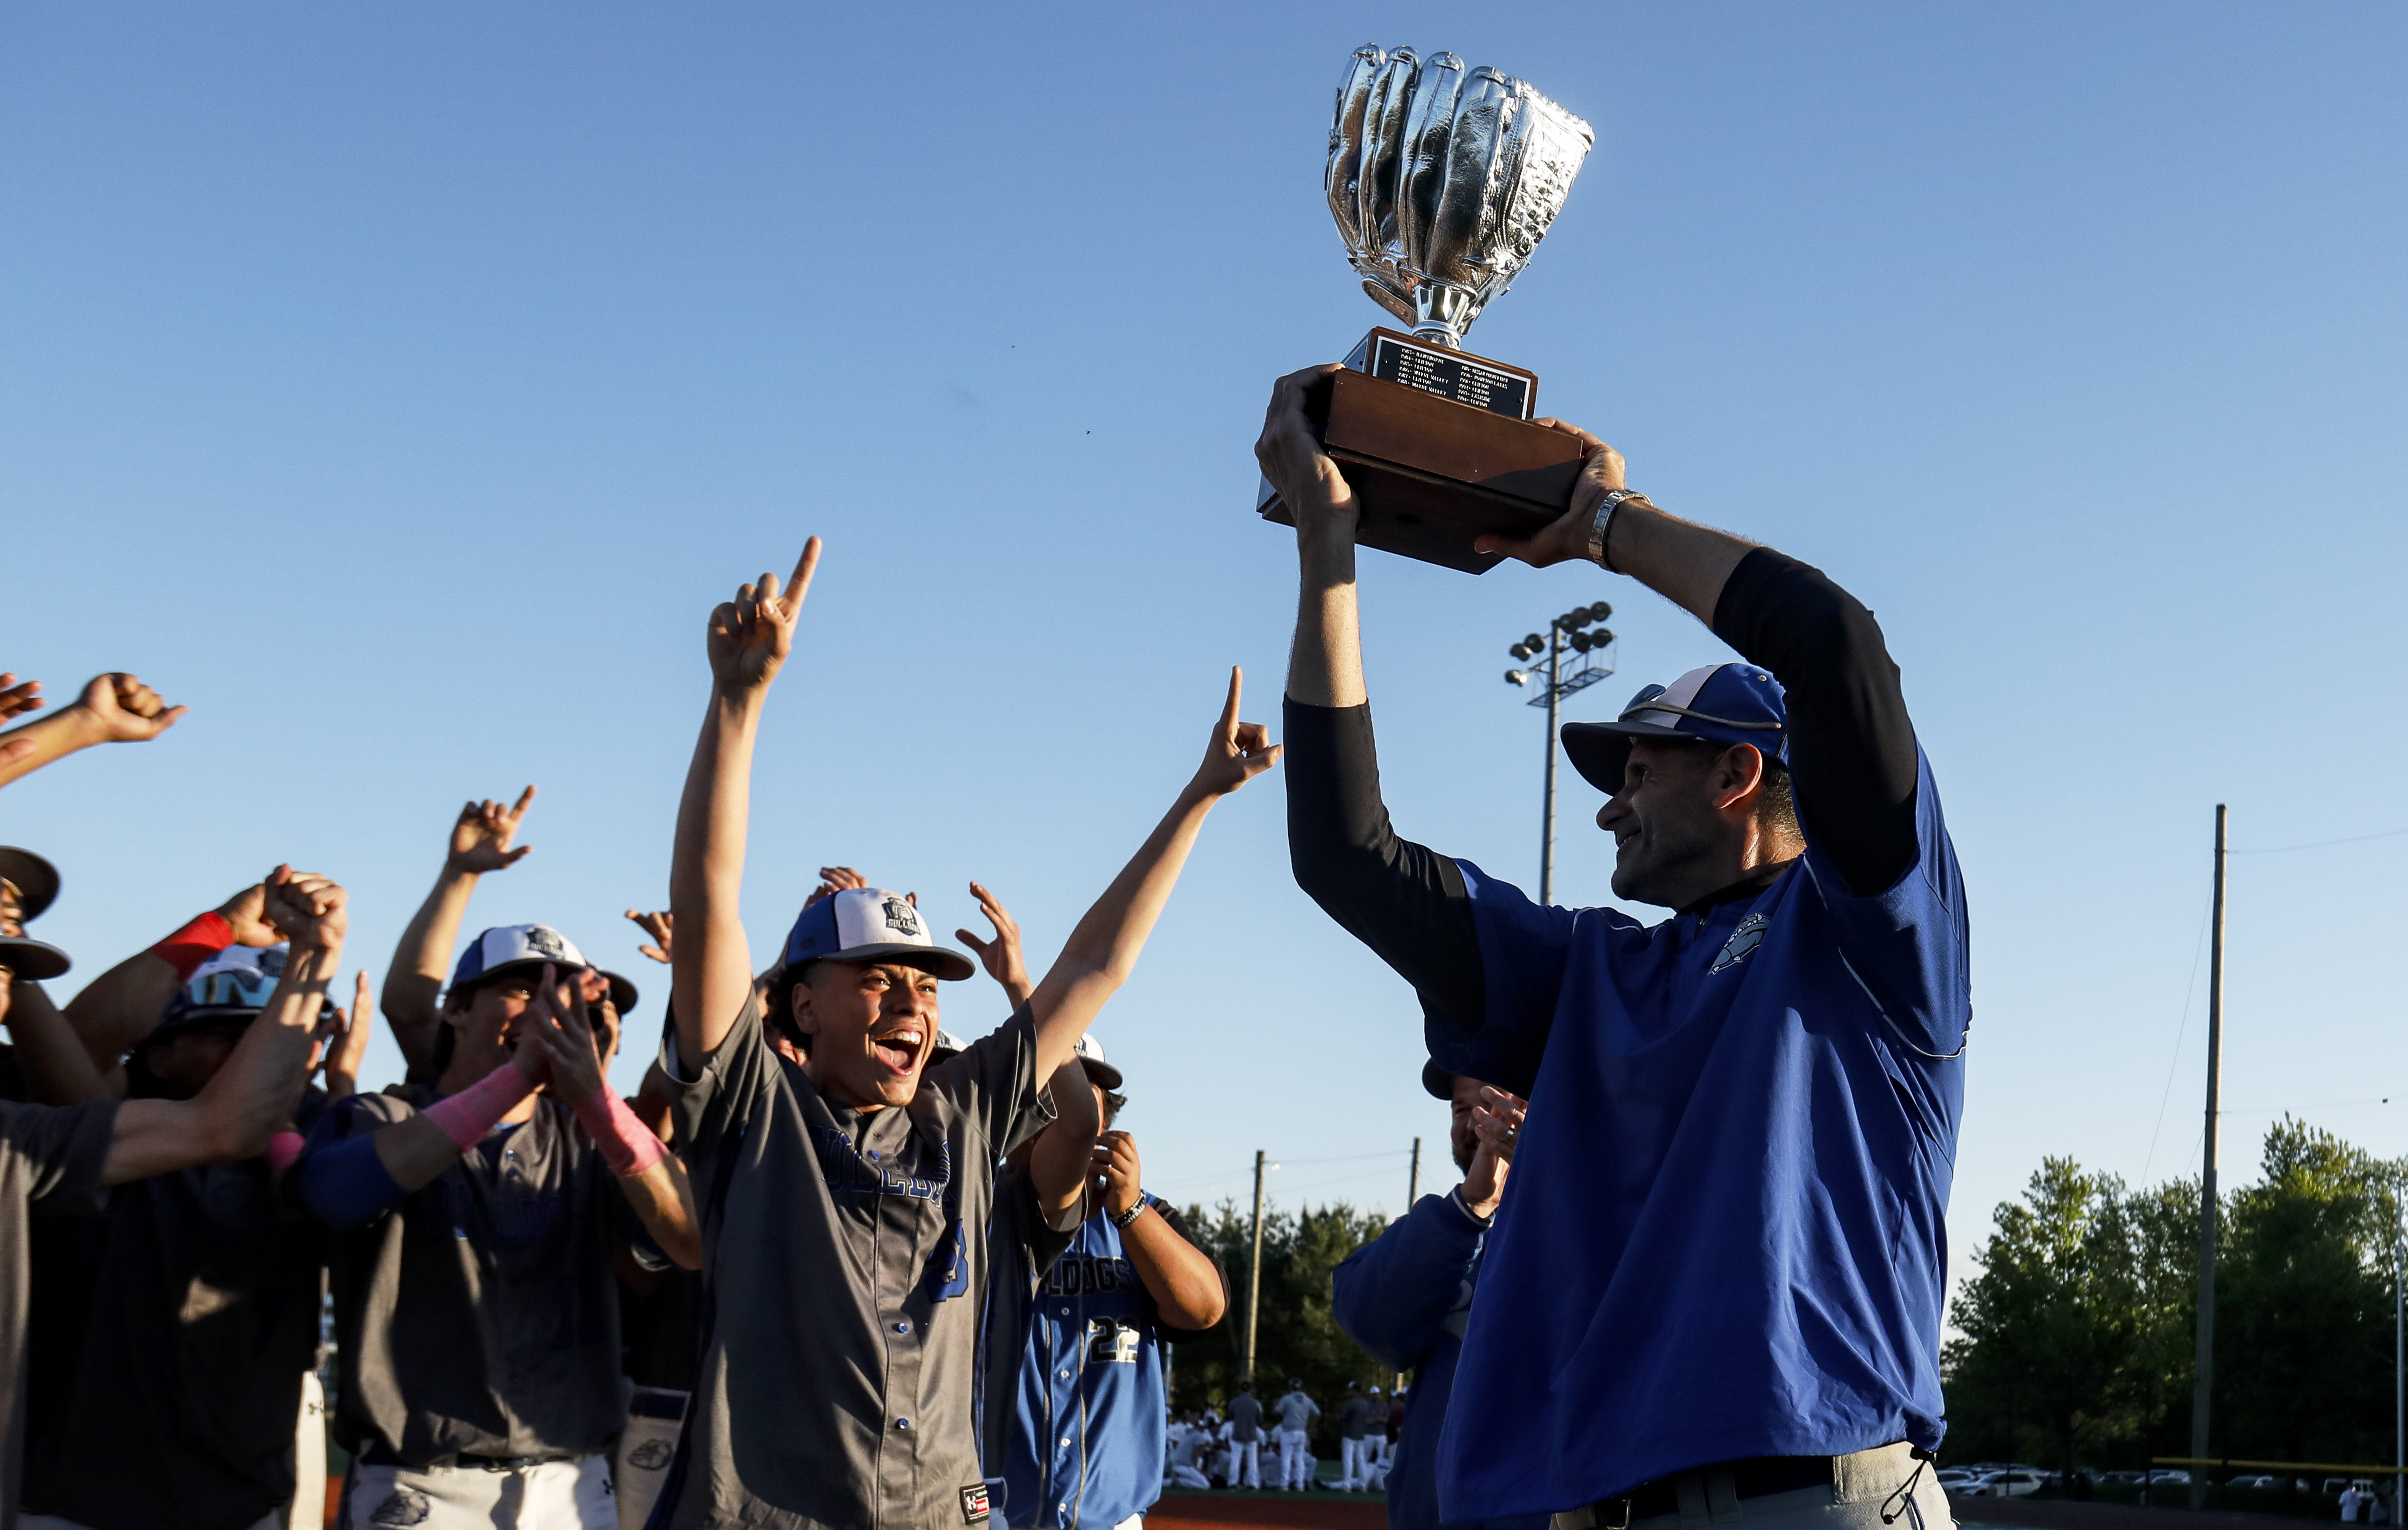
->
xmin=1217 ymin=667 xmax=1242 ymax=742
xmin=779 ymin=537 xmax=823 ymax=619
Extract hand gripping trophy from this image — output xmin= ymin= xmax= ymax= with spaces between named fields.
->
xmin=1256 ymin=45 xmax=1597 ymax=574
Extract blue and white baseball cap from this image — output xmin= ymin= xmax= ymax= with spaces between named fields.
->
xmin=449 ymin=924 xmax=640 ymax=1012
xmin=149 ymin=945 xmax=291 ymax=1041
xmin=781 ymin=887 xmax=974 ymax=981
xmin=1560 ymin=662 xmax=1789 ymax=794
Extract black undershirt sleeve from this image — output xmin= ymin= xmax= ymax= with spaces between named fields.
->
xmin=1283 ymin=699 xmax=1487 ymax=1027
xmin=1709 ymin=548 xmax=1922 ymax=897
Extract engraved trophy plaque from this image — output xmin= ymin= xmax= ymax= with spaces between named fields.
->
xmin=1257 ymin=45 xmax=1596 ymax=574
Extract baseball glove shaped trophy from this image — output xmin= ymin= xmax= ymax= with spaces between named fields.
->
xmin=1257 ymin=45 xmax=1596 ymax=573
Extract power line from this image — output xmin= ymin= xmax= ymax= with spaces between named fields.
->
xmin=2141 ymin=893 xmax=2216 ymax=1185
xmin=2231 ymin=825 xmax=2408 ymax=855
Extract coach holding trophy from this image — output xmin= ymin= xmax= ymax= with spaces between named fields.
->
xmin=1262 ymin=374 xmax=1969 ymax=1530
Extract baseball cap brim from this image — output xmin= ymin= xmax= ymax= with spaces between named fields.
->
xmin=1559 ymin=718 xmax=1692 ymax=795
xmin=1078 ymin=1054 xmax=1126 ymax=1091
xmin=0 ymin=848 xmax=60 ymax=924
xmin=475 ymin=958 xmax=641 ymax=1014
xmin=0 ymin=936 xmax=70 ymax=980
xmin=803 ymin=941 xmax=977 ymax=982
xmin=1421 ymin=1059 xmax=1453 ymax=1100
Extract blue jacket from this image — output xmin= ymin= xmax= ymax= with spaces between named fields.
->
xmin=1331 ymin=1190 xmax=1548 ymax=1530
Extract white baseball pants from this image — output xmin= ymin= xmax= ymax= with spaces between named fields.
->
xmin=1227 ymin=1439 xmax=1261 ymax=1488
xmin=343 ymin=1454 xmax=613 ymax=1529
xmin=1548 ymin=1445 xmax=1958 ymax=1530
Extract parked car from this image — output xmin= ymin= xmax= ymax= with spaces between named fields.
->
xmin=2141 ymin=1469 xmax=2192 ymax=1487
xmin=1968 ymin=1471 xmax=2049 ymax=1499
xmin=2229 ymin=1475 xmax=2286 ymax=1490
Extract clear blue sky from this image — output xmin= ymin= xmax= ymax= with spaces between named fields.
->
xmin=5 ymin=5 xmax=2404 ymax=1303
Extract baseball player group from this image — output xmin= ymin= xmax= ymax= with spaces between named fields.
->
xmin=0 ymin=368 xmax=1969 ymax=1530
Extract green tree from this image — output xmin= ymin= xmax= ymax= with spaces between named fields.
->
xmin=1945 ymin=1158 xmax=2183 ymax=1472
xmin=1169 ymin=1198 xmax=1394 ymax=1452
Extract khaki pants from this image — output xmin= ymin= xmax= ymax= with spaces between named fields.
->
xmin=1550 ymin=1445 xmax=1956 ymax=1530
xmin=343 ymin=1454 xmax=613 ymax=1529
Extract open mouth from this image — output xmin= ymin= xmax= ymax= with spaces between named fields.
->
xmin=870 ymin=1028 xmax=925 ymax=1076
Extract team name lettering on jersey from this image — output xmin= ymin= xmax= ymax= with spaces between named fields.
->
xmin=811 ymin=1129 xmax=952 ymax=1200
xmin=1038 ymin=1251 xmax=1138 ymax=1297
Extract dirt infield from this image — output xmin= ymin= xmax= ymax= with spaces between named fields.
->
xmin=1149 ymin=1490 xmax=1390 ymax=1527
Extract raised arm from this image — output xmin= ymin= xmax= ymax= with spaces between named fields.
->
xmin=1026 ymin=1060 xmax=1099 ymax=1221
xmin=1024 ymin=669 xmax=1278 ymax=1082
xmin=1253 ymin=369 xmax=1488 ymax=1026
xmin=0 ymin=673 xmax=186 ymax=790
xmin=669 ymin=539 xmax=820 ymax=1065
xmin=101 ymin=867 xmax=342 ymax=1185
xmin=62 ymin=881 xmax=285 ymax=1076
xmin=382 ymin=788 xmax=537 ymax=1067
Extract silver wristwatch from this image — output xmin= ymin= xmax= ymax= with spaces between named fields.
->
xmin=1589 ymin=490 xmax=1646 ymax=569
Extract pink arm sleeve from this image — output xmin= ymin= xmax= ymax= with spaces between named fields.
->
xmin=421 ymin=1063 xmax=537 ymax=1151
xmin=570 ymin=1088 xmax=669 ymax=1177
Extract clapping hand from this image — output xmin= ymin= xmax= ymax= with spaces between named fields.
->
xmin=318 ymin=971 xmax=376 ymax=1099
xmin=1461 ymin=1085 xmax=1526 ymax=1220
xmin=707 ymin=539 xmax=820 ymax=696
xmin=448 ymin=787 xmax=537 ymax=876
xmin=1187 ymin=668 xmax=1281 ymax=800
xmin=215 ymin=883 xmax=287 ymax=949
xmin=527 ymin=963 xmax=608 ymax=1104
xmin=1093 ymin=1129 xmax=1143 ymax=1222
xmin=261 ymin=866 xmax=348 ymax=953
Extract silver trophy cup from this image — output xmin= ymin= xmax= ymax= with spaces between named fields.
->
xmin=1326 ymin=45 xmax=1595 ymax=350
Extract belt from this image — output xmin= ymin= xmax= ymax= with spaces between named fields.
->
xmin=358 ymin=1443 xmax=577 ymax=1472
xmin=1592 ymin=1455 xmax=1837 ymax=1528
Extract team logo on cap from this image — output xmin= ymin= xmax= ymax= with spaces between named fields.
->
xmin=1711 ymin=912 xmax=1771 ymax=974
xmin=522 ymin=926 xmax=571 ymax=961
xmin=882 ymin=895 xmax=923 ymax=938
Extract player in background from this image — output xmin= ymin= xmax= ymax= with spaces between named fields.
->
xmin=0 ymin=866 xmax=348 ymax=1530
xmin=1272 ymin=1381 xmax=1320 ymax=1490
xmin=1224 ymin=1380 xmax=1266 ymax=1490
xmin=998 ymin=1045 xmax=1226 ymax=1527
xmin=1334 ymin=1382 xmax=1375 ymax=1491
xmin=1332 ymin=1057 xmax=1543 ymax=1530
xmin=1265 ymin=370 xmax=1967 ymax=1530
xmin=651 ymin=538 xmax=1277 ymax=1530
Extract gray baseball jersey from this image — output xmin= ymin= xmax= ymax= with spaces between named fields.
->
xmin=1274 ymin=1390 xmax=1319 ymax=1431
xmin=657 ymin=996 xmax=1051 ymax=1530
xmin=1338 ymin=1394 xmax=1373 ymax=1441
xmin=1226 ymin=1393 xmax=1263 ymax=1444
xmin=0 ymin=1099 xmax=118 ymax=1530
xmin=312 ymin=1086 xmax=629 ymax=1464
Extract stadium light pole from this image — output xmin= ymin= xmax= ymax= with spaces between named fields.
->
xmin=1504 ymin=604 xmax=1617 ymax=904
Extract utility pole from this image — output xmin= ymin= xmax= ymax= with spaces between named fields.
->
xmin=1408 ymin=1137 xmax=1422 ymax=1205
xmin=2190 ymin=804 xmax=2228 ymax=1509
xmin=1244 ymin=1150 xmax=1267 ymax=1382
xmin=1503 ymin=605 xmax=1615 ymax=905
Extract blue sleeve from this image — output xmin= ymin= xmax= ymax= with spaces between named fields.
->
xmin=296 ymin=1094 xmax=411 ymax=1230
xmin=1330 ymin=1191 xmax=1488 ymax=1373
xmin=1799 ymin=747 xmax=1970 ymax=1061
xmin=1425 ymin=859 xmax=1577 ymax=1098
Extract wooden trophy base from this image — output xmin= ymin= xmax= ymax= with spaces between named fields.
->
xmin=1255 ymin=327 xmax=1586 ymax=574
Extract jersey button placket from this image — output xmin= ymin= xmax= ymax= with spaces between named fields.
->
xmin=874 ymin=1186 xmax=928 ymax=1525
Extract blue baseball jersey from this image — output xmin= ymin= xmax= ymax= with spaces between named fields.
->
xmin=1003 ymin=1196 xmax=1206 ymax=1528
xmin=1428 ymin=748 xmax=1968 ymax=1520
